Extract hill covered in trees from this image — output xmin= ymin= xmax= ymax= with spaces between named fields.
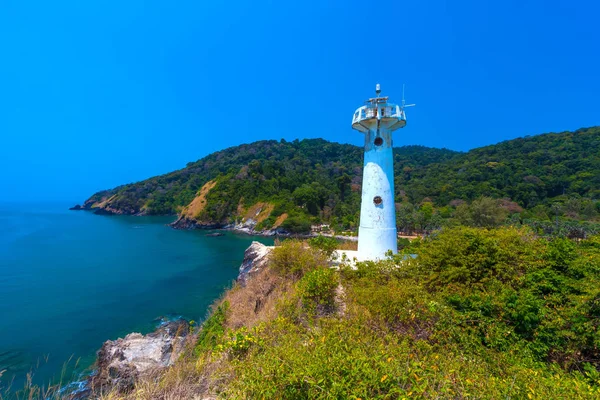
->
xmin=78 ymin=126 xmax=600 ymax=234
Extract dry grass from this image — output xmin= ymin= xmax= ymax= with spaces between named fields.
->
xmin=235 ymin=198 xmax=245 ymax=216
xmin=222 ymin=268 xmax=287 ymax=331
xmin=271 ymin=213 xmax=288 ymax=229
xmin=336 ymin=240 xmax=358 ymax=251
xmin=183 ymin=180 xmax=217 ymax=219
xmin=398 ymin=234 xmax=421 ymax=240
xmin=94 ymin=194 xmax=117 ymax=209
xmin=96 ymin=350 xmax=222 ymax=400
xmin=241 ymin=202 xmax=274 ymax=225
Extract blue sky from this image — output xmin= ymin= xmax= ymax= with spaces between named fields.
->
xmin=0 ymin=0 xmax=598 ymax=202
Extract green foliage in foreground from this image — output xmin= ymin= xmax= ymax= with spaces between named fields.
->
xmin=195 ymin=301 xmax=229 ymax=354
xmin=196 ymin=228 xmax=600 ymax=398
xmin=269 ymin=240 xmax=328 ymax=278
xmin=225 ymin=318 xmax=596 ymax=399
xmin=298 ymin=267 xmax=338 ymax=315
xmin=307 ymin=235 xmax=339 ymax=259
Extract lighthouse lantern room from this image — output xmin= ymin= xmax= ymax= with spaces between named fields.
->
xmin=351 ymin=84 xmax=414 ymax=260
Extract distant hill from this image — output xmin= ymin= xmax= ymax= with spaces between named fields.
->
xmin=78 ymin=127 xmax=600 ymax=232
xmin=399 ymin=126 xmax=600 ymax=207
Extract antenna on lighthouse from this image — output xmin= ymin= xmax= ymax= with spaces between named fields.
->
xmin=402 ymin=84 xmax=405 ymax=107
xmin=401 ymin=84 xmax=416 ymax=109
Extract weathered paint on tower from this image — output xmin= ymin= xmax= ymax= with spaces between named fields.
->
xmin=351 ymin=84 xmax=411 ymax=259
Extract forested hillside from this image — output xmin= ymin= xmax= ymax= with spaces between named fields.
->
xmin=78 ymin=127 xmax=600 ymax=233
xmin=399 ymin=126 xmax=600 ymax=206
xmin=79 ymin=139 xmax=457 ymax=226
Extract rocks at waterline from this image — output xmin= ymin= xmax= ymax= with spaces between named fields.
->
xmin=75 ymin=242 xmax=273 ymax=396
xmin=88 ymin=320 xmax=190 ymax=394
xmin=169 ymin=214 xmax=223 ymax=230
xmin=205 ymin=232 xmax=225 ymax=237
xmin=237 ymin=241 xmax=273 ymax=286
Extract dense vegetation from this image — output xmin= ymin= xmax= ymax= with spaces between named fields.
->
xmin=83 ymin=139 xmax=456 ymax=219
xmin=399 ymin=126 xmax=600 ymax=206
xmin=86 ymin=227 xmax=600 ymax=399
xmin=82 ymin=127 xmax=600 ymax=234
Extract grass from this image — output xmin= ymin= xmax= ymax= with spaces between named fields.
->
xmin=182 ymin=180 xmax=217 ymax=220
xmin=0 ymin=356 xmax=84 ymax=400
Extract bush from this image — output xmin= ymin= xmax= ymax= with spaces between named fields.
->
xmin=298 ymin=267 xmax=338 ymax=314
xmin=217 ymin=325 xmax=264 ymax=357
xmin=270 ymin=240 xmax=327 ymax=278
xmin=221 ymin=317 xmax=599 ymax=399
xmin=546 ymin=237 xmax=577 ymax=273
xmin=195 ymin=301 xmax=229 ymax=353
xmin=397 ymin=237 xmax=411 ymax=250
xmin=415 ymin=226 xmax=540 ymax=289
xmin=281 ymin=215 xmax=312 ymax=233
xmin=349 ymin=277 xmax=438 ymax=338
xmin=307 ymin=235 xmax=338 ymax=259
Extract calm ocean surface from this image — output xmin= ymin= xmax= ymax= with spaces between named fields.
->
xmin=0 ymin=202 xmax=273 ymax=392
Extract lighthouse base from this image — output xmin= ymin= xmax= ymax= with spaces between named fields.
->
xmin=357 ymin=226 xmax=398 ymax=260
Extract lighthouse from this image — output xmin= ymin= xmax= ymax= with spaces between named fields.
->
xmin=351 ymin=84 xmax=413 ymax=259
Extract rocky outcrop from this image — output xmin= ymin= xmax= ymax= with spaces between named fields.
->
xmin=69 ymin=201 xmax=96 ymax=211
xmin=88 ymin=320 xmax=189 ymax=394
xmin=237 ymin=241 xmax=273 ymax=285
xmin=172 ymin=200 xmax=294 ymax=236
xmin=170 ymin=215 xmax=290 ymax=236
xmin=73 ymin=192 xmax=151 ymax=216
xmin=222 ymin=221 xmax=290 ymax=236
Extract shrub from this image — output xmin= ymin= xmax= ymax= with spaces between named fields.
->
xmin=195 ymin=301 xmax=229 ymax=353
xmin=349 ymin=277 xmax=438 ymax=339
xmin=397 ymin=237 xmax=411 ymax=250
xmin=546 ymin=237 xmax=577 ymax=273
xmin=281 ymin=215 xmax=312 ymax=233
xmin=415 ymin=226 xmax=541 ymax=289
xmin=221 ymin=316 xmax=599 ymax=399
xmin=298 ymin=267 xmax=338 ymax=314
xmin=270 ymin=240 xmax=327 ymax=278
xmin=307 ymin=235 xmax=338 ymax=259
xmin=217 ymin=326 xmax=264 ymax=357
xmin=255 ymin=215 xmax=276 ymax=231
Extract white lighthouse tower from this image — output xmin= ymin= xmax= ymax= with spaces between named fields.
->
xmin=351 ymin=84 xmax=413 ymax=259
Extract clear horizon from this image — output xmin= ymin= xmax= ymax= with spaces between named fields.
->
xmin=1 ymin=0 xmax=598 ymax=202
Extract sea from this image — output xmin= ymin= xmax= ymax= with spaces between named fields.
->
xmin=0 ymin=202 xmax=273 ymax=394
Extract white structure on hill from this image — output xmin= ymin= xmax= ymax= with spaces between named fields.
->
xmin=351 ymin=84 xmax=414 ymax=259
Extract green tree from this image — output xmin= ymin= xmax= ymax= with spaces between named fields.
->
xmin=469 ymin=197 xmax=509 ymax=228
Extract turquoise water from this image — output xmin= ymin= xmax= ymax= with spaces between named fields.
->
xmin=0 ymin=203 xmax=273 ymax=393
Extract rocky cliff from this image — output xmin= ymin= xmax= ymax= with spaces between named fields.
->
xmin=237 ymin=241 xmax=274 ymax=285
xmin=170 ymin=200 xmax=291 ymax=236
xmin=87 ymin=320 xmax=190 ymax=394
xmin=78 ymin=242 xmax=274 ymax=397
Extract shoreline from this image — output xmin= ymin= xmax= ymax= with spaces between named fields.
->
xmin=70 ymin=206 xmax=359 ymax=241
xmin=2 ymin=208 xmax=275 ymax=398
xmin=60 ymin=239 xmax=272 ymax=398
